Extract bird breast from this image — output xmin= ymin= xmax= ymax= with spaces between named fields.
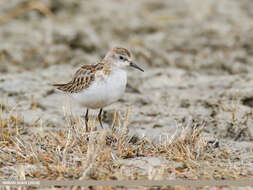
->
xmin=71 ymin=69 xmax=127 ymax=109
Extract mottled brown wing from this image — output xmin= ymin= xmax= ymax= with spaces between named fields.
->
xmin=53 ymin=64 xmax=104 ymax=93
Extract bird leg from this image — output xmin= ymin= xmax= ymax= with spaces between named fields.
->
xmin=85 ymin=109 xmax=89 ymax=132
xmin=98 ymin=108 xmax=104 ymax=129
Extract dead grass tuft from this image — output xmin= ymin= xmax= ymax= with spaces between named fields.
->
xmin=0 ymin=102 xmax=251 ymax=185
xmin=0 ymin=1 xmax=55 ymax=25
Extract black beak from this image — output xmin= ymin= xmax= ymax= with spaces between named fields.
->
xmin=130 ymin=62 xmax=144 ymax=72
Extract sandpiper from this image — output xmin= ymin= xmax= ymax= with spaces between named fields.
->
xmin=53 ymin=47 xmax=144 ymax=131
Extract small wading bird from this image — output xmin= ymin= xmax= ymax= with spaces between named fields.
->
xmin=53 ymin=47 xmax=144 ymax=131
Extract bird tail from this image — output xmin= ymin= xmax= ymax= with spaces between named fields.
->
xmin=52 ymin=82 xmax=73 ymax=93
xmin=51 ymin=83 xmax=67 ymax=91
xmin=52 ymin=83 xmax=65 ymax=87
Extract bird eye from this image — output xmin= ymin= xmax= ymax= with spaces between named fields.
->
xmin=119 ymin=56 xmax=124 ymax=60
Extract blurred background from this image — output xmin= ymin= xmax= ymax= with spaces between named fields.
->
xmin=0 ymin=0 xmax=253 ymax=140
xmin=1 ymin=0 xmax=252 ymax=73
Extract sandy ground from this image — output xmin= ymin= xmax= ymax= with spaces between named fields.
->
xmin=0 ymin=0 xmax=253 ymax=189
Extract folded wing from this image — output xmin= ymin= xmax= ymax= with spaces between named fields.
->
xmin=52 ymin=64 xmax=104 ymax=93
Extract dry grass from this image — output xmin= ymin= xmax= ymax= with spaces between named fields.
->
xmin=0 ymin=1 xmax=55 ymax=25
xmin=0 ymin=101 xmax=251 ymax=189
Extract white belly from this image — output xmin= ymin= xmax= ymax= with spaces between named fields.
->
xmin=71 ymin=69 xmax=127 ymax=109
